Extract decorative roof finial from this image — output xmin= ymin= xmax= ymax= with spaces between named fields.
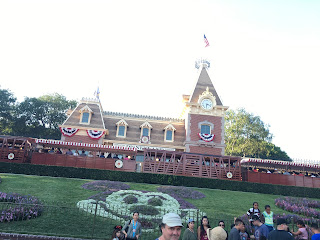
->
xmin=195 ymin=59 xmax=210 ymax=69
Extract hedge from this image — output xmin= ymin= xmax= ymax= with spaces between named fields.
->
xmin=0 ymin=162 xmax=319 ymax=198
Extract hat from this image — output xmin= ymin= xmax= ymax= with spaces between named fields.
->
xmin=188 ymin=219 xmax=194 ymax=223
xmin=276 ymin=218 xmax=287 ymax=225
xmin=162 ymin=213 xmax=183 ymax=227
xmin=251 ymin=215 xmax=261 ymax=221
xmin=207 ymin=227 xmax=227 ymax=240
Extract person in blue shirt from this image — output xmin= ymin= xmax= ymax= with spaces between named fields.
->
xmin=251 ymin=215 xmax=269 ymax=240
xmin=311 ymin=223 xmax=320 ymax=240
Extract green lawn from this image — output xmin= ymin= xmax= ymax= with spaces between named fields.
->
xmin=0 ymin=173 xmax=318 ymax=239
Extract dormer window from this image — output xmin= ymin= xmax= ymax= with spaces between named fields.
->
xmin=140 ymin=121 xmax=152 ymax=141
xmin=142 ymin=127 xmax=149 ymax=136
xmin=79 ymin=105 xmax=93 ymax=125
xmin=82 ymin=112 xmax=90 ymax=123
xmin=116 ymin=119 xmax=128 ymax=138
xmin=164 ymin=124 xmax=176 ymax=142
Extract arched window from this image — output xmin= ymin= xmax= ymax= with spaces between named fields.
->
xmin=164 ymin=124 xmax=176 ymax=142
xmin=116 ymin=119 xmax=128 ymax=138
xmin=140 ymin=121 xmax=152 ymax=143
xmin=166 ymin=130 xmax=173 ymax=141
xmin=79 ymin=105 xmax=93 ymax=125
xmin=142 ymin=127 xmax=149 ymax=136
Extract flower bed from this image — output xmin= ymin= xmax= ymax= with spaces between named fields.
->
xmin=82 ymin=180 xmax=130 ymax=191
xmin=77 ymin=189 xmax=205 ymax=231
xmin=275 ymin=197 xmax=320 ymax=219
xmin=83 ymin=180 xmax=131 ymax=201
xmin=0 ymin=192 xmax=43 ymax=223
xmin=273 ymin=213 xmax=320 ymax=224
xmin=157 ymin=186 xmax=206 ymax=199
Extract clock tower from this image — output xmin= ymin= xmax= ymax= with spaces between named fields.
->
xmin=183 ymin=60 xmax=228 ymax=155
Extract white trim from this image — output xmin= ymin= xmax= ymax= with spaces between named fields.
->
xmin=116 ymin=125 xmax=127 ymax=138
xmin=140 ymin=121 xmax=153 ymax=129
xmin=140 ymin=121 xmax=152 ymax=139
xmin=164 ymin=124 xmax=176 ymax=142
xmin=116 ymin=119 xmax=128 ymax=138
xmin=79 ymin=105 xmax=93 ymax=113
xmin=80 ymin=112 xmax=92 ymax=125
xmin=164 ymin=129 xmax=174 ymax=142
xmin=97 ymin=103 xmax=106 ymax=130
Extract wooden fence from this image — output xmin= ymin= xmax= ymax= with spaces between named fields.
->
xmin=142 ymin=149 xmax=242 ymax=180
xmin=31 ymin=153 xmax=137 ymax=172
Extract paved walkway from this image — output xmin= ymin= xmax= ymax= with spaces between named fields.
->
xmin=0 ymin=233 xmax=93 ymax=240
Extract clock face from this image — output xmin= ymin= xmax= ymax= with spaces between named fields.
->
xmin=201 ymin=98 xmax=213 ymax=110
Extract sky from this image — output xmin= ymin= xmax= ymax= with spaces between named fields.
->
xmin=1 ymin=0 xmax=319 ymax=161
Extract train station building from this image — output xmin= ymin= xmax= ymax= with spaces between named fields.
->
xmin=59 ymin=61 xmax=229 ymax=161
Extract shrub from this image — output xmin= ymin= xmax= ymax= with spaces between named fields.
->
xmin=123 ymin=195 xmax=138 ymax=204
xmin=148 ymin=197 xmax=162 ymax=206
xmin=129 ymin=205 xmax=159 ymax=215
xmin=1 ymin=162 xmax=320 ymax=198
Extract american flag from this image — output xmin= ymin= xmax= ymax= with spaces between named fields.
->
xmin=94 ymin=87 xmax=100 ymax=99
xmin=204 ymin=34 xmax=210 ymax=47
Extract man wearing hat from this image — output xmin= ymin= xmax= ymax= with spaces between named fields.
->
xmin=156 ymin=213 xmax=183 ymax=240
xmin=267 ymin=218 xmax=293 ymax=240
xmin=251 ymin=215 xmax=269 ymax=240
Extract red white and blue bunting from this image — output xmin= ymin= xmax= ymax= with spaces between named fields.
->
xmin=198 ymin=133 xmax=215 ymax=142
xmin=60 ymin=127 xmax=79 ymax=137
xmin=86 ymin=130 xmax=105 ymax=139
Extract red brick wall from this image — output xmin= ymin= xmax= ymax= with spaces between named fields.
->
xmin=189 ymin=146 xmax=222 ymax=155
xmin=64 ymin=135 xmax=103 ymax=144
xmin=189 ymin=114 xmax=223 ymax=143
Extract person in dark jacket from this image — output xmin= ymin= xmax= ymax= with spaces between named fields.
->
xmin=268 ymin=218 xmax=293 ymax=240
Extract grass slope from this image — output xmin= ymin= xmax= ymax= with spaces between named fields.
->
xmin=0 ymin=174 xmax=318 ymax=239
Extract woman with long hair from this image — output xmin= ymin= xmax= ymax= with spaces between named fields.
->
xmin=111 ymin=229 xmax=121 ymax=240
xmin=197 ymin=216 xmax=211 ymax=240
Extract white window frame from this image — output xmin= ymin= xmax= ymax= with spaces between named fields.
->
xmin=198 ymin=121 xmax=214 ymax=135
xmin=79 ymin=105 xmax=93 ymax=125
xmin=116 ymin=119 xmax=128 ymax=138
xmin=140 ymin=121 xmax=152 ymax=139
xmin=164 ymin=124 xmax=176 ymax=142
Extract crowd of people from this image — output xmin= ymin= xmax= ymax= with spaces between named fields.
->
xmin=110 ymin=203 xmax=320 ymax=240
xmin=36 ymin=146 xmax=135 ymax=160
xmin=249 ymin=167 xmax=319 ymax=178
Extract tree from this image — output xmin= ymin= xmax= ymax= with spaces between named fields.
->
xmin=13 ymin=93 xmax=77 ymax=139
xmin=224 ymin=108 xmax=290 ymax=161
xmin=0 ymin=87 xmax=16 ymax=135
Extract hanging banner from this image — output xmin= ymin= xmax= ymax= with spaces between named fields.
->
xmin=60 ymin=127 xmax=79 ymax=137
xmin=87 ymin=130 xmax=105 ymax=139
xmin=198 ymin=133 xmax=215 ymax=142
